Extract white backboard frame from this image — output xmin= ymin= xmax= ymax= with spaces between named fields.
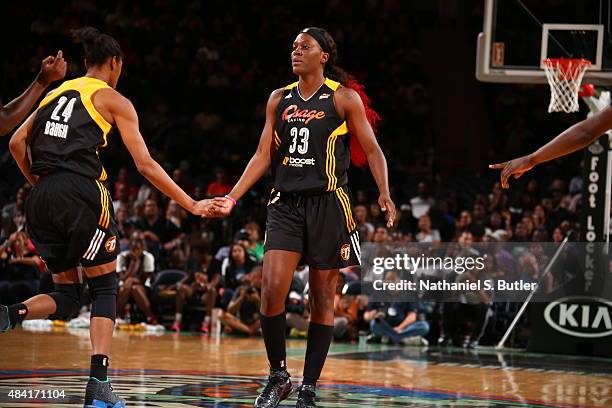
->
xmin=540 ymin=24 xmax=604 ymax=70
xmin=476 ymin=0 xmax=612 ymax=85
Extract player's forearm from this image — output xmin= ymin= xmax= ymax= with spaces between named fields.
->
xmin=8 ymin=139 xmax=37 ymax=186
xmin=366 ymin=147 xmax=390 ymax=196
xmin=137 ymin=158 xmax=196 ymax=213
xmin=529 ymin=121 xmax=601 ymax=166
xmin=228 ymin=152 xmax=270 ymax=200
xmin=0 ymin=80 xmax=46 ymax=136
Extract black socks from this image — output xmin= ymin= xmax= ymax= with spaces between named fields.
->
xmin=90 ymin=354 xmax=109 ymax=381
xmin=8 ymin=303 xmax=28 ymax=328
xmin=260 ymin=312 xmax=287 ymax=370
xmin=303 ymin=322 xmax=334 ymax=386
xmin=261 ymin=313 xmax=334 ymax=385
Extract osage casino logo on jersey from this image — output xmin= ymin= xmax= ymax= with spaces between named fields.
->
xmin=282 ymin=105 xmax=326 ymax=124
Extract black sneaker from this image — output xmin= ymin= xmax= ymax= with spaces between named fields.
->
xmin=0 ymin=305 xmax=11 ymax=333
xmin=296 ymin=384 xmax=316 ymax=408
xmin=84 ymin=377 xmax=125 ymax=408
xmin=254 ymin=369 xmax=292 ymax=407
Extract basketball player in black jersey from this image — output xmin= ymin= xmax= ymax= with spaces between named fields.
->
xmin=212 ymin=28 xmax=396 ymax=407
xmin=0 ymin=51 xmax=66 ymax=135
xmin=0 ymin=27 xmax=218 ymax=408
xmin=490 ymin=105 xmax=612 ymax=188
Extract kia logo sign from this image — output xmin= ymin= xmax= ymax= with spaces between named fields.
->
xmin=544 ymin=296 xmax=612 ymax=338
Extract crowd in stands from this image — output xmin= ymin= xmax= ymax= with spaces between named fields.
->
xmin=0 ymin=1 xmax=595 ymax=348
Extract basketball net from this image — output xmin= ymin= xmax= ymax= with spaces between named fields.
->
xmin=543 ymin=58 xmax=591 ymax=113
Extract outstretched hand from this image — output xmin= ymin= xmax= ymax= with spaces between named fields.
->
xmin=195 ymin=196 xmax=235 ymax=218
xmin=38 ymin=51 xmax=67 ymax=86
xmin=192 ymin=198 xmax=229 ymax=217
xmin=378 ymin=193 xmax=396 ymax=228
xmin=489 ymin=155 xmax=535 ymax=189
xmin=208 ymin=196 xmax=235 ymax=217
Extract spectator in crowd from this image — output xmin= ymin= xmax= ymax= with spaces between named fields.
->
xmin=416 ymin=214 xmax=441 ymax=243
xmin=368 ymin=202 xmax=385 ymax=226
xmin=364 ymin=270 xmax=429 ymax=345
xmin=332 ymin=272 xmax=366 ymax=340
xmin=372 ymin=226 xmax=391 ymax=244
xmin=173 ymin=247 xmax=219 ymax=332
xmin=115 ymin=206 xmax=135 ymax=252
xmin=0 ymin=231 xmax=43 ymax=304
xmin=220 ymin=243 xmax=257 ymax=306
xmin=206 ymin=168 xmax=232 ymax=197
xmin=138 ymin=198 xmax=183 ymax=266
xmin=113 ymin=167 xmax=137 ymax=201
xmin=112 ymin=183 xmax=131 ymax=213
xmin=354 ymin=204 xmax=375 ymax=242
xmin=166 ymin=200 xmax=191 ymax=233
xmin=454 ymin=210 xmax=473 ymax=239
xmin=410 ymin=181 xmax=435 ymax=219
xmin=243 ymin=222 xmax=264 ymax=262
xmin=116 ymin=233 xmax=158 ymax=324
xmin=286 ymin=290 xmax=310 ymax=338
xmin=220 ymin=267 xmax=262 ymax=336
xmin=172 ymin=168 xmax=195 ymax=197
xmin=1 ymin=185 xmax=30 ymax=240
xmin=485 ymin=211 xmax=510 ymax=242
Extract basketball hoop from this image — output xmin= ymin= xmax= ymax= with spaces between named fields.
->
xmin=543 ymin=58 xmax=591 ymax=113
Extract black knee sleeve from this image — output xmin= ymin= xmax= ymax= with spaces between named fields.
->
xmin=48 ymin=284 xmax=82 ymax=320
xmin=88 ymin=273 xmax=118 ymax=321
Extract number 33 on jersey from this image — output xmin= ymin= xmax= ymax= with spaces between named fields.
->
xmin=272 ymin=78 xmax=350 ymax=194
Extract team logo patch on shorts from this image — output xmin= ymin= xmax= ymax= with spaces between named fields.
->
xmin=340 ymin=243 xmax=351 ymax=261
xmin=104 ymin=236 xmax=117 ymax=253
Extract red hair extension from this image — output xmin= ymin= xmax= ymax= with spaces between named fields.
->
xmin=345 ymin=79 xmax=381 ymax=167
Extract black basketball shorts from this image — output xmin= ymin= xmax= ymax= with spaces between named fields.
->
xmin=264 ymin=185 xmax=361 ymax=269
xmin=26 ymin=172 xmax=119 ymax=273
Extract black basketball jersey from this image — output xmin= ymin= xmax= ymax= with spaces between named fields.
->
xmin=272 ymin=78 xmax=350 ymax=194
xmin=30 ymin=77 xmax=113 ymax=181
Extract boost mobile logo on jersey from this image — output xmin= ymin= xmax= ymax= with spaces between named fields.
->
xmin=283 ymin=156 xmax=316 ymax=167
xmin=105 ymin=236 xmax=117 ymax=253
xmin=281 ymin=105 xmax=326 ymax=124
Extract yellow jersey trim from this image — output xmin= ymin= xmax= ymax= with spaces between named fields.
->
xmin=335 ymin=187 xmax=356 ymax=232
xmin=95 ymin=180 xmax=111 ymax=229
xmin=326 ymin=121 xmax=349 ymax=191
xmin=284 ymin=81 xmax=299 ymax=90
xmin=324 ymin=78 xmax=341 ymax=91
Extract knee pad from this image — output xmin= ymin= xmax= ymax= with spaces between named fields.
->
xmin=49 ymin=284 xmax=82 ymax=320
xmin=88 ymin=272 xmax=118 ymax=322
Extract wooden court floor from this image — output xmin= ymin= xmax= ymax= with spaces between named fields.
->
xmin=0 ymin=328 xmax=611 ymax=407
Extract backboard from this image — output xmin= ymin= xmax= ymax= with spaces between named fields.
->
xmin=476 ymin=0 xmax=612 ymax=85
